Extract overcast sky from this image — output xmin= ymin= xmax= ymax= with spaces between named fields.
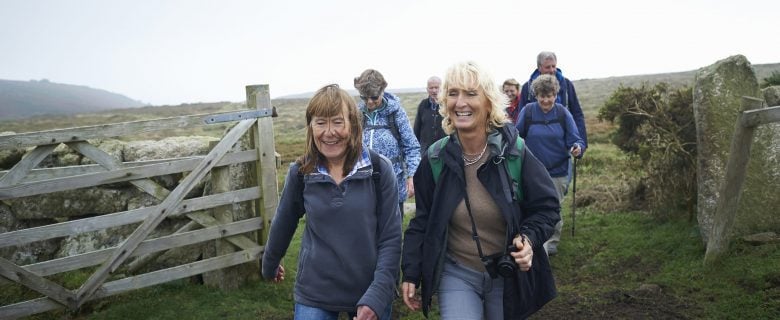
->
xmin=1 ymin=0 xmax=778 ymax=105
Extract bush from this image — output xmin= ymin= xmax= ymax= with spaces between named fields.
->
xmin=761 ymin=71 xmax=780 ymax=88
xmin=598 ymin=83 xmax=696 ymax=218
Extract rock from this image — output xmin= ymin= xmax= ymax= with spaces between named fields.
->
xmin=693 ymin=55 xmax=780 ymax=243
xmin=763 ymin=86 xmax=780 ymax=107
xmin=743 ymin=232 xmax=780 ymax=245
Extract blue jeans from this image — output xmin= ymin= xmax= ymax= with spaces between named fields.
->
xmin=438 ymin=259 xmax=504 ymax=320
xmin=294 ymin=302 xmax=392 ymax=320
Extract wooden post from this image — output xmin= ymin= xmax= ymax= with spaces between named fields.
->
xmin=246 ymin=85 xmax=279 ymax=247
xmin=202 ymin=141 xmax=242 ymax=289
xmin=704 ymin=96 xmax=764 ymax=265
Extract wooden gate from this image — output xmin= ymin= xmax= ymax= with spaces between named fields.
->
xmin=0 ymin=85 xmax=279 ymax=318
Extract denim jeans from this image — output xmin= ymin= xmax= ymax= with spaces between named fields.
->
xmin=438 ymin=259 xmax=504 ymax=320
xmin=293 ymin=302 xmax=392 ymax=320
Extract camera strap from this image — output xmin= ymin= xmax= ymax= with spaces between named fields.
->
xmin=463 ymin=186 xmax=490 ymax=260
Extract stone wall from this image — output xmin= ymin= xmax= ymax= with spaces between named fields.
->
xmin=693 ymin=55 xmax=780 ymax=243
xmin=0 ymin=135 xmax=252 ymax=270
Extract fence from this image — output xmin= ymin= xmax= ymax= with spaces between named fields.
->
xmin=0 ymin=84 xmax=279 ymax=319
xmin=704 ymin=97 xmax=780 ymax=264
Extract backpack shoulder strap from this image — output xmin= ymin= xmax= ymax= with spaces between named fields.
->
xmin=427 ymin=136 xmax=450 ymax=184
xmin=555 ymin=104 xmax=567 ymax=138
xmin=507 ymin=138 xmax=525 ymax=201
xmin=522 ymin=106 xmax=533 ymax=138
xmin=369 ymin=150 xmax=383 ymax=183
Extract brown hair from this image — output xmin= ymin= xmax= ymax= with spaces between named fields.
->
xmin=502 ymin=78 xmax=520 ymax=90
xmin=297 ymin=84 xmax=364 ymax=176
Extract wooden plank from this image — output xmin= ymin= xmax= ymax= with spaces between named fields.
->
xmin=740 ymin=105 xmax=780 ymax=127
xmin=0 ymin=144 xmax=57 ymax=187
xmin=0 ymin=258 xmax=76 ymax=309
xmin=98 ymin=247 xmax=262 ymax=297
xmin=0 ymin=149 xmax=258 ymax=200
xmin=125 ymin=220 xmax=199 ymax=274
xmin=0 ymin=150 xmax=258 ymax=181
xmin=68 ymin=141 xmax=170 ymax=200
xmin=0 ymin=110 xmax=252 ymax=150
xmin=184 ymin=211 xmax=259 ymax=250
xmin=4 ymin=218 xmax=261 ymax=280
xmin=74 ymin=118 xmax=256 ymax=307
xmin=704 ymin=97 xmax=764 ymax=264
xmin=0 ymin=187 xmax=260 ymax=249
xmin=0 ymin=247 xmax=263 ymax=319
xmin=247 ymin=85 xmax=280 ymax=246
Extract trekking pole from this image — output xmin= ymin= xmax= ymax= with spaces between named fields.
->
xmin=571 ymin=156 xmax=578 ymax=237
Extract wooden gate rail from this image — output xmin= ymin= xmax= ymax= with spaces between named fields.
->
xmin=704 ymin=99 xmax=780 ymax=264
xmin=0 ymin=84 xmax=280 ymax=318
xmin=0 ymin=149 xmax=258 ymax=200
xmin=3 ymin=247 xmax=263 ymax=319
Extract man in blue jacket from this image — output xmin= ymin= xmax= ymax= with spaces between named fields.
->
xmin=519 ymin=51 xmax=588 ymax=154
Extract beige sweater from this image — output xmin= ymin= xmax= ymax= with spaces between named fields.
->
xmin=447 ymin=151 xmax=507 ymax=272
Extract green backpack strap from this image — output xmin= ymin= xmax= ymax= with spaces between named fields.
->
xmin=429 ymin=135 xmax=523 ymax=202
xmin=427 ymin=136 xmax=450 ymax=184
xmin=507 ymin=138 xmax=524 ymax=201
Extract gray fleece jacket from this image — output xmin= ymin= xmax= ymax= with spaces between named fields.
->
xmin=261 ymin=150 xmax=401 ymax=315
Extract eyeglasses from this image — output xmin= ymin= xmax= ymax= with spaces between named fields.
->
xmin=360 ymin=95 xmax=381 ymax=101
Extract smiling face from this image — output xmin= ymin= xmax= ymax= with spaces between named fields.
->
xmin=503 ymin=84 xmax=518 ymax=101
xmin=311 ymin=103 xmax=351 ymax=164
xmin=446 ymin=83 xmax=489 ymax=134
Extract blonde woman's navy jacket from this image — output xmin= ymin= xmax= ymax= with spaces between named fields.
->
xmin=262 ymin=150 xmax=401 ymax=315
xmin=401 ymin=125 xmax=560 ymax=319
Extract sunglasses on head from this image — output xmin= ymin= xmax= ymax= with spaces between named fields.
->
xmin=360 ymin=95 xmax=381 ymax=101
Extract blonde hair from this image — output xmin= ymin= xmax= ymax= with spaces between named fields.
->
xmin=439 ymin=61 xmax=509 ymax=134
xmin=298 ymin=84 xmax=364 ymax=175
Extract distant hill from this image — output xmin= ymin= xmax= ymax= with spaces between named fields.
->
xmin=0 ymin=79 xmax=146 ymax=120
xmin=278 ymin=63 xmax=780 ymax=112
xmin=574 ymin=62 xmax=780 ymax=111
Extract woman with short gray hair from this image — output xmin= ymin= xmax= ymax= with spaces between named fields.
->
xmin=516 ymin=73 xmax=584 ymax=256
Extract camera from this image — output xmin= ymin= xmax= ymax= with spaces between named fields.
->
xmin=482 ymin=245 xmax=518 ymax=279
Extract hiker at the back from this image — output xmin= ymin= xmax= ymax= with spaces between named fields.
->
xmin=516 ymin=74 xmax=583 ymax=256
xmin=261 ymin=84 xmax=401 ymax=320
xmin=354 ymin=69 xmax=421 ymax=214
xmin=502 ymin=78 xmax=522 ymax=125
xmin=401 ymin=61 xmax=560 ymax=320
xmin=519 ymin=51 xmax=587 ymax=155
xmin=413 ymin=76 xmax=446 ymax=153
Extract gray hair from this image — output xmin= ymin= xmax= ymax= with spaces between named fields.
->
xmin=354 ymin=69 xmax=387 ymax=97
xmin=531 ymin=74 xmax=560 ymax=97
xmin=536 ymin=51 xmax=558 ymax=67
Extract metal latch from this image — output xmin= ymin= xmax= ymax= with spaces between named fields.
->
xmin=203 ymin=107 xmax=278 ymax=124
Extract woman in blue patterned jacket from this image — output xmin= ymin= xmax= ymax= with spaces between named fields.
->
xmin=354 ymin=69 xmax=421 ymax=213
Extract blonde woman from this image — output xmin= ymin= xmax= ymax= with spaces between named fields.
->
xmin=401 ymin=61 xmax=560 ymax=319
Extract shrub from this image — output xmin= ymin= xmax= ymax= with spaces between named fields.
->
xmin=598 ymin=83 xmax=696 ymax=218
xmin=761 ymin=71 xmax=780 ymax=88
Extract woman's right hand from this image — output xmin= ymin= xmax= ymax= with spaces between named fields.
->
xmin=401 ymin=281 xmax=421 ymax=311
xmin=271 ymin=264 xmax=285 ymax=283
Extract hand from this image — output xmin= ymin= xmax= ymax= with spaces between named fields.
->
xmin=570 ymin=144 xmax=582 ymax=157
xmin=406 ymin=177 xmax=415 ymax=199
xmin=271 ymin=264 xmax=285 ymax=283
xmin=402 ymin=281 xmax=422 ymax=311
xmin=353 ymin=305 xmax=377 ymax=320
xmin=510 ymin=235 xmax=533 ymax=272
